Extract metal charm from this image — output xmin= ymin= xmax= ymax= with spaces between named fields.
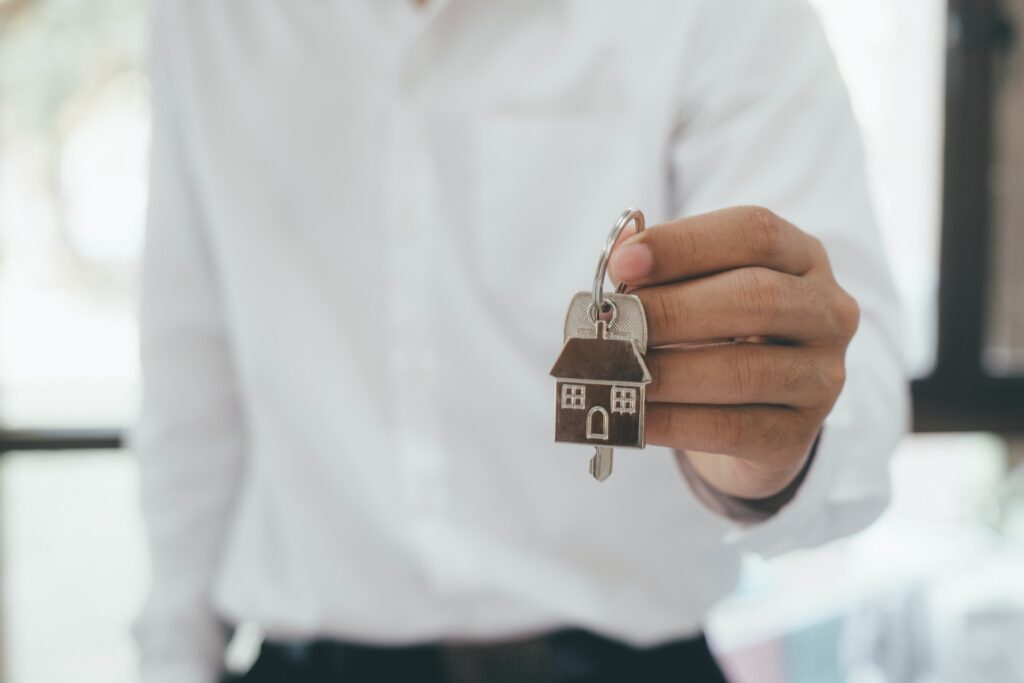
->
xmin=549 ymin=208 xmax=651 ymax=481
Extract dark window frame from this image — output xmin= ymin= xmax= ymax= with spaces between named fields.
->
xmin=912 ymin=0 xmax=1024 ymax=433
xmin=1 ymin=0 xmax=1022 ymax=457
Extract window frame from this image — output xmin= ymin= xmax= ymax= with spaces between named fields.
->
xmin=911 ymin=0 xmax=1024 ymax=433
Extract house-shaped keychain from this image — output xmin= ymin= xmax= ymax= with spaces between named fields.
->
xmin=550 ymin=319 xmax=651 ymax=449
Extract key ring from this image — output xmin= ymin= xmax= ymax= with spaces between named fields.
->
xmin=592 ymin=207 xmax=645 ymax=318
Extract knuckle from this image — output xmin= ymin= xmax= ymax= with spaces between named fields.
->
xmin=802 ymin=357 xmax=846 ymax=413
xmin=831 ymin=288 xmax=861 ymax=339
xmin=730 ymin=348 xmax=759 ymax=401
xmin=807 ymin=234 xmax=829 ymax=263
xmin=824 ymin=358 xmax=847 ymax=395
xmin=809 ymin=279 xmax=834 ymax=314
xmin=739 ymin=267 xmax=786 ymax=325
xmin=740 ymin=348 xmax=786 ymax=401
xmin=804 ymin=355 xmax=845 ymax=408
xmin=803 ymin=355 xmax=830 ymax=395
xmin=647 ymin=290 xmax=681 ymax=340
xmin=740 ymin=206 xmax=785 ymax=259
xmin=810 ymin=285 xmax=839 ymax=336
xmin=783 ymin=353 xmax=815 ymax=395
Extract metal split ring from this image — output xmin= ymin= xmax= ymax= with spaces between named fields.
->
xmin=591 ymin=207 xmax=646 ymax=318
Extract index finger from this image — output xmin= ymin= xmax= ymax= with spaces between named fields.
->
xmin=608 ymin=206 xmax=825 ymax=288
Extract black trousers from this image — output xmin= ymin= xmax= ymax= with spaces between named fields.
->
xmin=228 ymin=629 xmax=729 ymax=683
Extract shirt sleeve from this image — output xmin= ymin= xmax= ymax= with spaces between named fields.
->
xmin=131 ymin=2 xmax=246 ymax=680
xmin=668 ymin=0 xmax=910 ymax=556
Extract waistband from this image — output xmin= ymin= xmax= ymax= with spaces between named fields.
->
xmin=242 ymin=628 xmax=726 ymax=683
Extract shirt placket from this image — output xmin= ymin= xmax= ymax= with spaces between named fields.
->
xmin=382 ymin=18 xmax=481 ymax=603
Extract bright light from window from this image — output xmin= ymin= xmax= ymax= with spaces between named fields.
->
xmin=0 ymin=3 xmax=147 ymax=428
xmin=808 ymin=0 xmax=948 ymax=377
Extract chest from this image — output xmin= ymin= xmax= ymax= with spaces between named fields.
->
xmin=179 ymin=2 xmax=691 ymax=313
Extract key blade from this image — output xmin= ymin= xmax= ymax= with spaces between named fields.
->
xmin=588 ymin=447 xmax=613 ymax=482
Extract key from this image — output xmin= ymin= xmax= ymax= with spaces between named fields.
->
xmin=589 ymin=447 xmax=614 ymax=482
xmin=549 ymin=208 xmax=652 ymax=481
xmin=551 ymin=314 xmax=650 ymax=480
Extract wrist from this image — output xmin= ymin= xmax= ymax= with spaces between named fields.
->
xmin=681 ymin=448 xmax=810 ymax=500
xmin=676 ymin=435 xmax=819 ymax=521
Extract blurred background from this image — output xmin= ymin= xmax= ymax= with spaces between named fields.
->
xmin=0 ymin=0 xmax=1022 ymax=681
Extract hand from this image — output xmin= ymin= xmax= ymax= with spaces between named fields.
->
xmin=608 ymin=207 xmax=859 ymax=500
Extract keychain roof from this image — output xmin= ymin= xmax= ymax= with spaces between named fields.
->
xmin=550 ymin=321 xmax=650 ymax=384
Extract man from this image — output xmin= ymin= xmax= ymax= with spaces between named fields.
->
xmin=134 ymin=1 xmax=907 ymax=681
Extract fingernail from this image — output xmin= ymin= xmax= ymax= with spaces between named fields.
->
xmin=610 ymin=243 xmax=653 ymax=282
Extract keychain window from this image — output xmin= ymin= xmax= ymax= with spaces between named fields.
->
xmin=561 ymin=384 xmax=586 ymax=409
xmin=611 ymin=387 xmax=637 ymax=415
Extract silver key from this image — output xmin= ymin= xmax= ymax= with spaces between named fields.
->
xmin=549 ymin=209 xmax=652 ymax=481
xmin=588 ymin=447 xmax=614 ymax=482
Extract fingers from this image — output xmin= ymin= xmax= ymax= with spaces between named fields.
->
xmin=635 ymin=266 xmax=847 ymax=346
xmin=645 ymin=403 xmax=819 ymax=464
xmin=609 ymin=206 xmax=827 ymax=287
xmin=607 ymin=222 xmax=640 ymax=289
xmin=646 ymin=343 xmax=843 ymax=409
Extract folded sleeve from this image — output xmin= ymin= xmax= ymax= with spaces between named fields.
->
xmin=668 ymin=0 xmax=910 ymax=556
xmin=131 ymin=2 xmax=246 ymax=680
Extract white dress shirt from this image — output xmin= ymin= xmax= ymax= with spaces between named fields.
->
xmin=133 ymin=1 xmax=908 ymax=681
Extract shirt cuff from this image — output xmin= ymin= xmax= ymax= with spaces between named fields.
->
xmin=676 ymin=436 xmax=819 ymax=526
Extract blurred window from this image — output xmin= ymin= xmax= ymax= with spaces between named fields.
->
xmin=808 ymin=0 xmax=947 ymax=379
xmin=0 ymin=0 xmax=147 ymax=429
xmin=988 ymin=0 xmax=1024 ymax=375
xmin=0 ymin=3 xmax=147 ymax=682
